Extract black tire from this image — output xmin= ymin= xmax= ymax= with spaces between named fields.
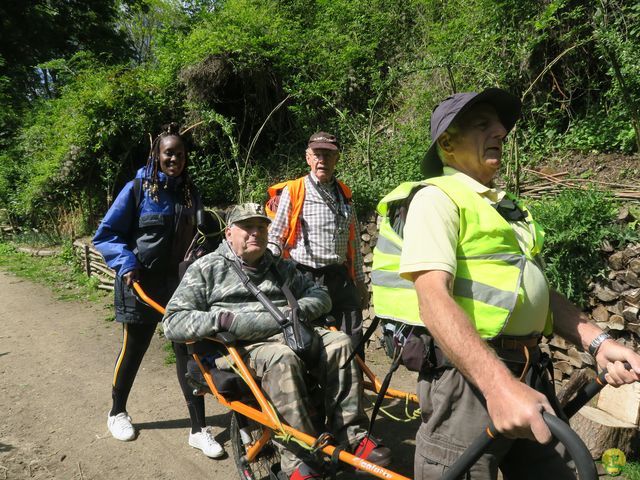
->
xmin=230 ymin=411 xmax=281 ymax=480
xmin=381 ymin=324 xmax=395 ymax=359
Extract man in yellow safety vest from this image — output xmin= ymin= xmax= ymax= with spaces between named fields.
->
xmin=376 ymin=88 xmax=640 ymax=479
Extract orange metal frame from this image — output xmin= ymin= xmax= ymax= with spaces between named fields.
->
xmin=133 ymin=282 xmax=416 ymax=480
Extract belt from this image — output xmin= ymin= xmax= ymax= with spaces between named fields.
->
xmin=488 ymin=335 xmax=541 ymax=351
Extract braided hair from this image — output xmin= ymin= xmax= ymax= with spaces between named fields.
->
xmin=144 ymin=122 xmax=194 ymax=208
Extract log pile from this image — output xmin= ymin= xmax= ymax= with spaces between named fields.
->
xmin=519 ymin=168 xmax=640 ymax=201
xmin=543 ymin=243 xmax=640 ymax=391
xmin=0 ymin=208 xmax=17 ymax=239
xmin=359 ymin=213 xmax=378 ymax=325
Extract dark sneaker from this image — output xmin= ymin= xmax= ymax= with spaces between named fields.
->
xmin=354 ymin=435 xmax=391 ymax=467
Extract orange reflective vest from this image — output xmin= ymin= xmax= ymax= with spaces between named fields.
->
xmin=266 ymin=176 xmax=357 ymax=280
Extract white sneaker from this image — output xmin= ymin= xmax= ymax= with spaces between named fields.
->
xmin=107 ymin=412 xmax=136 ymax=441
xmin=189 ymin=427 xmax=225 ymax=458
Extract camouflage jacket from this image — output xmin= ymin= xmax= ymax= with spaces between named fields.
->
xmin=162 ymin=242 xmax=332 ymax=342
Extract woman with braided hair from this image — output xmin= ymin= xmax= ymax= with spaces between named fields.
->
xmin=93 ymin=123 xmax=224 ymax=458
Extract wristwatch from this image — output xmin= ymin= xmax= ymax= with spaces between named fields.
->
xmin=588 ymin=332 xmax=613 ymax=357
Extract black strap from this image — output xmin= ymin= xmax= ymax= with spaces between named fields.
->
xmin=329 ymin=445 xmax=344 ymax=480
xmin=340 ymin=316 xmax=380 ymax=369
xmin=133 ymin=178 xmax=143 ymax=210
xmin=366 ymin=332 xmax=405 ymax=437
xmin=268 ymin=264 xmax=300 ymax=312
xmin=307 ymin=176 xmax=347 ymax=218
xmin=223 ymin=250 xmax=290 ymax=327
xmin=494 ymin=196 xmax=528 ymax=222
xmin=307 ymin=177 xmax=351 ymax=253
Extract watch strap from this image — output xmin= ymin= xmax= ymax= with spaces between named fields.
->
xmin=588 ymin=332 xmax=612 ymax=357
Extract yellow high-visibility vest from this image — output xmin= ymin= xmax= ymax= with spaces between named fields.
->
xmin=371 ymin=176 xmax=551 ymax=339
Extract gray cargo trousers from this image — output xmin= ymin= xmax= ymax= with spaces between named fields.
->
xmin=414 ymin=347 xmax=575 ymax=480
xmin=224 ymin=328 xmax=369 ymax=475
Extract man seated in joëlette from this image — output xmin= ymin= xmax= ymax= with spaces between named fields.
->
xmin=162 ymin=203 xmax=392 ymax=480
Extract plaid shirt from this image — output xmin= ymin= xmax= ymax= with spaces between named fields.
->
xmin=268 ymin=173 xmax=365 ymax=282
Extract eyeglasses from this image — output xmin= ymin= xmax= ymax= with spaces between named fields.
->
xmin=310 ymin=150 xmax=338 ymax=159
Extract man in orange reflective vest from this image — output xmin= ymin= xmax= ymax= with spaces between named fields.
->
xmin=268 ymin=131 xmax=369 ymax=353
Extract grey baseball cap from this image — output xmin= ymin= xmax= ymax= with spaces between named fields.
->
xmin=226 ymin=203 xmax=271 ymax=225
xmin=422 ymin=88 xmax=522 ymax=176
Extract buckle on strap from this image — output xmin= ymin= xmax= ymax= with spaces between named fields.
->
xmin=489 ymin=335 xmax=541 ymax=351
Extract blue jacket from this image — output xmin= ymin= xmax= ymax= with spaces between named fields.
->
xmin=94 ymin=166 xmax=200 ymax=323
xmin=94 ymin=166 xmax=198 ymax=277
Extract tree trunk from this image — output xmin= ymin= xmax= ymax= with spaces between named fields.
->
xmin=569 ymin=406 xmax=640 ymax=460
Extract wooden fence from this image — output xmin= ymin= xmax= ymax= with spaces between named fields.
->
xmin=72 ymin=239 xmax=115 ymax=291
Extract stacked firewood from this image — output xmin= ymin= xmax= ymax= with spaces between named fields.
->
xmin=359 ymin=213 xmax=378 ymax=325
xmin=542 ymin=242 xmax=640 ymax=390
xmin=0 ymin=208 xmax=16 ymax=238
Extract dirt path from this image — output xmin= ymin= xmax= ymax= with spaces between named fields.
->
xmin=0 ymin=270 xmax=418 ymax=480
xmin=0 ymin=270 xmax=239 ymax=479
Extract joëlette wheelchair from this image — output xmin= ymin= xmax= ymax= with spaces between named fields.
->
xmin=133 ymin=281 xmax=606 ymax=480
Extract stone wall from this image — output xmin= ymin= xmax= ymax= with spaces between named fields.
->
xmin=359 ymin=213 xmax=378 ymax=325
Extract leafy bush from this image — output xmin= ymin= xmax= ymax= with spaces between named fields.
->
xmin=3 ymin=0 xmax=640 ymax=236
xmin=4 ymin=53 xmax=183 ymax=233
xmin=529 ymin=188 xmax=639 ymax=306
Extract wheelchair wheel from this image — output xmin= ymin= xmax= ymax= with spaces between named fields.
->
xmin=230 ymin=412 xmax=281 ymax=480
xmin=380 ymin=321 xmax=396 ymax=359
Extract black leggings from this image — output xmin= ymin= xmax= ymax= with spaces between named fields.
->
xmin=110 ymin=323 xmax=205 ymax=433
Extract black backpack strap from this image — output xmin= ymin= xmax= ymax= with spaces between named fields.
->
xmin=388 ymin=184 xmax=427 ymax=238
xmin=193 ymin=188 xmax=203 ymax=216
xmin=340 ymin=316 xmax=380 ymax=368
xmin=494 ymin=195 xmax=528 ymax=222
xmin=133 ymin=178 xmax=143 ymax=210
xmin=366 ymin=333 xmax=405 ymax=437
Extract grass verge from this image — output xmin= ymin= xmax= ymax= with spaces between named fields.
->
xmin=621 ymin=462 xmax=640 ymax=479
xmin=0 ymin=241 xmax=106 ymax=303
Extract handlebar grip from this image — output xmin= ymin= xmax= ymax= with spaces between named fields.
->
xmin=443 ymin=413 xmax=597 ymax=480
xmin=564 ymin=362 xmax=632 ymax=419
xmin=132 ymin=281 xmax=166 ymax=315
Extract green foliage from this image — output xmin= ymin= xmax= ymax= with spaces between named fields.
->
xmin=4 ymin=52 xmax=182 ymax=232
xmin=562 ymin=109 xmax=637 ymax=154
xmin=621 ymin=461 xmax=640 ymax=479
xmin=2 ymin=0 xmax=640 ymax=233
xmin=116 ymin=0 xmax=191 ymax=64
xmin=529 ymin=189 xmax=639 ymax=306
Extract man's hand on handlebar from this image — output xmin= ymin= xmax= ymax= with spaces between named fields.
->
xmin=485 ymin=377 xmax=556 ymax=444
xmin=596 ymin=340 xmax=640 ymax=387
